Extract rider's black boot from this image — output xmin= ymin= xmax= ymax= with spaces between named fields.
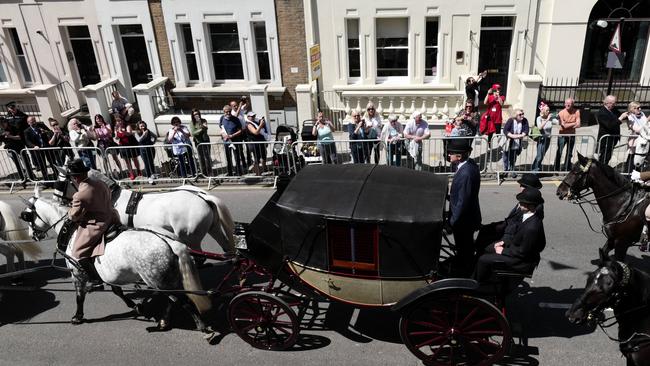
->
xmin=78 ymin=258 xmax=104 ymax=290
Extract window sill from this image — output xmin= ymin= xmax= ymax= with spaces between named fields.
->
xmin=172 ymin=84 xmax=286 ymax=95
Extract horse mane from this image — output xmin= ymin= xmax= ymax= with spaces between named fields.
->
xmin=593 ymin=159 xmax=629 ymax=187
xmin=632 ymin=267 xmax=650 ymax=305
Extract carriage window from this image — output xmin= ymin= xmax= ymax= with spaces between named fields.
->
xmin=327 ymin=221 xmax=378 ymax=275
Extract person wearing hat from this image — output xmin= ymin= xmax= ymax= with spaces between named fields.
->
xmin=474 ymin=187 xmax=546 ymax=283
xmin=447 ymin=137 xmax=481 ymax=276
xmin=67 ymin=158 xmax=120 ymax=283
xmin=475 ymin=174 xmax=544 ymax=254
xmin=481 ymin=83 xmax=505 ymax=139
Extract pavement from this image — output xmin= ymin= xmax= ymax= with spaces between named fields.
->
xmin=0 ymin=182 xmax=646 ymax=366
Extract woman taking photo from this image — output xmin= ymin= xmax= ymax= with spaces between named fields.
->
xmin=531 ymin=104 xmax=557 ymax=172
xmin=166 ymin=116 xmax=196 ymax=177
xmin=114 ymin=117 xmax=141 ymax=180
xmin=68 ymin=118 xmax=96 ymax=169
xmin=312 ymin=110 xmax=337 ymax=164
xmin=134 ymin=121 xmax=157 ymax=183
xmin=93 ymin=114 xmax=123 ymax=177
xmin=245 ymin=111 xmax=270 ymax=175
xmin=381 ymin=115 xmax=403 ymax=166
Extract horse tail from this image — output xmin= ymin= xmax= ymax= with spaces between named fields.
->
xmin=0 ymin=201 xmax=42 ymax=260
xmin=167 ymin=241 xmax=211 ymax=314
xmin=199 ymin=193 xmax=235 ymax=254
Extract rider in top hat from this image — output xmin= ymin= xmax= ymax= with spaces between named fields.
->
xmin=67 ymin=159 xmax=120 ymax=283
xmin=474 ymin=187 xmax=546 ymax=282
xmin=447 ymin=138 xmax=481 ymax=276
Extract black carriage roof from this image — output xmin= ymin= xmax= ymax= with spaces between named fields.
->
xmin=276 ymin=164 xmax=448 ymax=224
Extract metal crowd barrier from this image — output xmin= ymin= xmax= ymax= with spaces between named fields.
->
xmin=489 ymin=134 xmax=597 ymax=178
xmin=0 ymin=149 xmax=26 ymax=188
xmin=104 ymin=143 xmax=197 ymax=184
xmin=20 ymin=146 xmax=105 ymax=183
xmin=597 ymin=134 xmax=636 ymax=175
xmin=1 ymin=132 xmax=644 ymax=187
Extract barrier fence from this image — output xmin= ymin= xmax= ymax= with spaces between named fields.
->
xmin=0 ymin=132 xmax=645 ymax=187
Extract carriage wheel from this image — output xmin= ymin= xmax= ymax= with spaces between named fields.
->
xmin=399 ymin=293 xmax=511 ymax=366
xmin=228 ymin=291 xmax=300 ymax=351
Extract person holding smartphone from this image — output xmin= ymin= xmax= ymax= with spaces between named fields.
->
xmin=190 ymin=108 xmax=212 ymax=176
xmin=484 ymin=84 xmax=505 ymax=135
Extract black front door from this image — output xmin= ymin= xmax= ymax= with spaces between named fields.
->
xmin=478 ymin=17 xmax=514 ymax=101
xmin=68 ymin=26 xmax=101 ymax=86
xmin=119 ymin=25 xmax=152 ymax=87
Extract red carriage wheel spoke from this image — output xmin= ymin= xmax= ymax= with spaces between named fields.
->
xmin=427 ymin=339 xmax=452 ymax=361
xmin=228 ymin=292 xmax=300 ymax=351
xmin=415 ymin=335 xmax=448 ymax=349
xmin=457 ymin=307 xmax=479 ymax=329
xmin=409 ymin=330 xmax=445 ymax=336
xmin=411 ymin=320 xmax=447 ymax=332
xmin=465 ymin=340 xmax=489 ymax=359
xmin=462 ymin=317 xmax=498 ymax=331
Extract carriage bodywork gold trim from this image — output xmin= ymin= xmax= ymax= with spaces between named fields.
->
xmin=287 ymin=261 xmax=431 ymax=306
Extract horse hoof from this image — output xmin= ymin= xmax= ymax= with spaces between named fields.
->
xmin=157 ymin=320 xmax=171 ymax=331
xmin=71 ymin=316 xmax=84 ymax=325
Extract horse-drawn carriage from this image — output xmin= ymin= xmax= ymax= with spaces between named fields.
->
xmin=16 ymin=163 xmax=520 ymax=365
xmin=222 ymin=164 xmax=514 ymax=365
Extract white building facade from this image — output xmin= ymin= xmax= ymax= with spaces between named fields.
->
xmin=304 ymin=0 xmax=650 ymax=122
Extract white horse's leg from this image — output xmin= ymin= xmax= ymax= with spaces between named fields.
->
xmin=13 ymin=245 xmax=25 ymax=270
xmin=202 ymin=195 xmax=235 ymax=254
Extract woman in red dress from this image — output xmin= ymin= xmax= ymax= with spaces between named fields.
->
xmin=483 ymin=83 xmax=505 ymax=139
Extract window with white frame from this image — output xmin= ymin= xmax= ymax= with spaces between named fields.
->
xmin=376 ymin=18 xmax=408 ymax=77
xmin=425 ymin=18 xmax=439 ymax=77
xmin=252 ymin=22 xmax=271 ymax=81
xmin=8 ymin=28 xmax=32 ymax=84
xmin=347 ymin=18 xmax=360 ymax=78
xmin=180 ymin=24 xmax=199 ymax=81
xmin=209 ymin=23 xmax=244 ymax=80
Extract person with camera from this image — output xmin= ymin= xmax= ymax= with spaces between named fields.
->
xmin=134 ymin=121 xmax=157 ymax=184
xmin=481 ymin=84 xmax=505 ymax=143
xmin=0 ymin=117 xmax=25 ymax=180
xmin=465 ymin=71 xmax=488 ymax=111
xmin=220 ymin=105 xmax=245 ymax=176
xmin=166 ymin=116 xmax=195 ymax=178
xmin=349 ymin=110 xmax=375 ymax=164
xmin=363 ymin=102 xmax=383 ymax=164
xmin=24 ymin=116 xmax=56 ymax=180
xmin=68 ymin=118 xmax=96 ymax=169
xmin=403 ymin=111 xmax=430 ymax=170
xmin=381 ymin=115 xmax=404 ymax=166
xmin=312 ymin=110 xmax=337 ymax=164
xmin=47 ymin=117 xmax=73 ymax=166
xmin=245 ymin=111 xmax=270 ymax=176
xmin=190 ymin=108 xmax=212 ymax=177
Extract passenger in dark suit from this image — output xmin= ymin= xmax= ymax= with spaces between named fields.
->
xmin=597 ymin=95 xmax=624 ymax=166
xmin=23 ymin=116 xmax=56 ymax=180
xmin=475 ymin=173 xmax=544 ymax=252
xmin=474 ymin=187 xmax=546 ymax=283
xmin=447 ymin=138 xmax=481 ymax=275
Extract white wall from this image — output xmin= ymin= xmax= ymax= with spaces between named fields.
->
xmin=94 ymin=0 xmax=161 ymax=97
xmin=160 ymin=0 xmax=282 ymax=89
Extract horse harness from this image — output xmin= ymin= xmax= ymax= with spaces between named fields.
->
xmin=592 ymin=261 xmax=650 ymax=356
xmin=125 ymin=191 xmax=144 ymax=227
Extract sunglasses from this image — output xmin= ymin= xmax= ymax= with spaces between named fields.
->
xmin=367 ymin=108 xmax=375 ymax=111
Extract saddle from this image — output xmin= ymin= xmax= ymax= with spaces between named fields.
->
xmin=57 ymin=219 xmax=128 ymax=252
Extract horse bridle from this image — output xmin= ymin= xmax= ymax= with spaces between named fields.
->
xmin=20 ymin=196 xmax=68 ymax=241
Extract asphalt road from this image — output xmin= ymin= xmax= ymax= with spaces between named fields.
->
xmin=0 ymin=182 xmax=646 ymax=366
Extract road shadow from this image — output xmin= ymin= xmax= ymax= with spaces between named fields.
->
xmin=506 ymin=286 xmax=596 ymax=340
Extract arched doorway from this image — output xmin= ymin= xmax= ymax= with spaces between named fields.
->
xmin=579 ymin=0 xmax=650 ymax=82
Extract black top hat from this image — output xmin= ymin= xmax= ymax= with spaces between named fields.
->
xmin=66 ymin=159 xmax=90 ymax=176
xmin=447 ymin=138 xmax=473 ymax=154
xmin=516 ymin=187 xmax=544 ymax=206
xmin=5 ymin=101 xmax=16 ymax=108
xmin=517 ymin=173 xmax=543 ymax=189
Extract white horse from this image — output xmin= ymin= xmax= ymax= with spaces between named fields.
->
xmin=20 ymin=191 xmax=213 ymax=332
xmin=53 ymin=167 xmax=235 ymax=254
xmin=0 ymin=200 xmax=41 ymax=275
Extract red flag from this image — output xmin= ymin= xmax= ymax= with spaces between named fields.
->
xmin=609 ymin=23 xmax=622 ymax=54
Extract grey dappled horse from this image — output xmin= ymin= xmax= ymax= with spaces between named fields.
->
xmin=20 ymin=191 xmax=213 ymax=333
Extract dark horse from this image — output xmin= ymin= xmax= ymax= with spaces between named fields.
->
xmin=556 ymin=153 xmax=649 ymax=260
xmin=566 ymin=250 xmax=650 ymax=366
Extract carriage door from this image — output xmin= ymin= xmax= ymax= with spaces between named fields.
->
xmin=67 ymin=26 xmax=101 ymax=87
xmin=119 ymin=25 xmax=153 ymax=87
xmin=477 ymin=16 xmax=515 ymax=101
